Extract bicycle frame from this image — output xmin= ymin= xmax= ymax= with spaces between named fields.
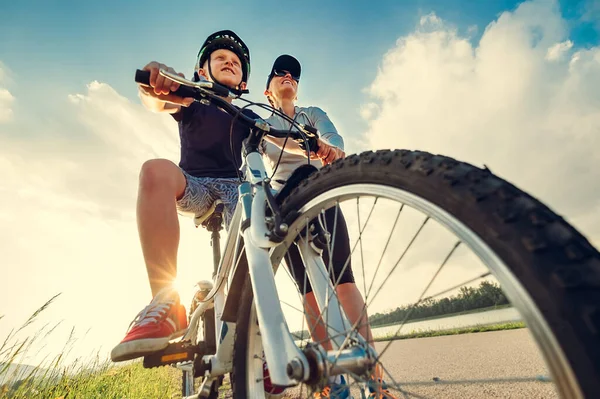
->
xmin=181 ymin=144 xmax=355 ymax=388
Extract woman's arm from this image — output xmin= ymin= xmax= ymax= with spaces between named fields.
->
xmin=262 ymin=136 xmax=320 ymax=158
xmin=306 ymin=107 xmax=345 ymax=165
xmin=264 ymin=106 xmax=346 ymax=164
xmin=307 ymin=107 xmax=344 ymax=150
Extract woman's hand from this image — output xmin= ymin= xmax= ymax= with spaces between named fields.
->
xmin=315 ymin=139 xmax=345 ymax=165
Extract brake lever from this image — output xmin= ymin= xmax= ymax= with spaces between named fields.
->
xmin=294 ymin=124 xmax=320 ymax=154
xmin=158 ymin=69 xmax=233 ymax=99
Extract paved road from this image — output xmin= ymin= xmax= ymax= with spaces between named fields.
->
xmin=281 ymin=328 xmax=559 ymax=398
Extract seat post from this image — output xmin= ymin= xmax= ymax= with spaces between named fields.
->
xmin=205 ymin=205 xmax=224 ymax=278
xmin=210 ymin=228 xmax=221 ymax=278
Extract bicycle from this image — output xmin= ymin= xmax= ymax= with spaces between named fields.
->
xmin=134 ymin=68 xmax=600 ymax=399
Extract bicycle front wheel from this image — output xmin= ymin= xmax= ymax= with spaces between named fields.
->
xmin=232 ymin=149 xmax=600 ymax=398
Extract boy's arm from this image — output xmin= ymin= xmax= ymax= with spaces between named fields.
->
xmin=138 ymin=89 xmax=184 ymax=113
xmin=137 ymin=62 xmax=194 ymax=114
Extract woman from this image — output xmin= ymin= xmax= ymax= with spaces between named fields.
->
xmin=262 ymin=55 xmax=395 ymax=399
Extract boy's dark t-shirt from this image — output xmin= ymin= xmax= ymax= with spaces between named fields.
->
xmin=172 ymin=102 xmax=260 ymax=178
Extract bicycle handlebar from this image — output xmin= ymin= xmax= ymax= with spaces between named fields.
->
xmin=135 ymin=69 xmax=199 ymax=99
xmin=134 ymin=69 xmax=320 ymax=151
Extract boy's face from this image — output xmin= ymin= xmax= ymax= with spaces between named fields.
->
xmin=199 ymin=48 xmax=247 ymax=90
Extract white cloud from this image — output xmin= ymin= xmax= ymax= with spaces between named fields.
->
xmin=546 ymin=40 xmax=573 ymax=60
xmin=361 ymin=0 xmax=600 ymax=247
xmin=359 ymin=102 xmax=380 ymax=120
xmin=0 ymin=89 xmax=14 ymax=122
xmin=0 ymin=62 xmax=14 ymax=123
xmin=0 ymin=81 xmax=214 ymax=365
xmin=467 ymin=25 xmax=478 ymax=37
xmin=419 ymin=12 xmax=443 ymax=29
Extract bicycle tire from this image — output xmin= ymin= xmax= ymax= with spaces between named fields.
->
xmin=232 ymin=149 xmax=600 ymax=398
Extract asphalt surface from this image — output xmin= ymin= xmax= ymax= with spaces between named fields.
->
xmin=282 ymin=328 xmax=559 ymax=398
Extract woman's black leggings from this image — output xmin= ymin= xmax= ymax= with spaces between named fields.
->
xmin=285 ymin=206 xmax=355 ymax=294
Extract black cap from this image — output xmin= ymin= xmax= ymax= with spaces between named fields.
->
xmin=266 ymin=54 xmax=301 ymax=89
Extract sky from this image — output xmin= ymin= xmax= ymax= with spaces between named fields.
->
xmin=1 ymin=0 xmax=599 ymax=368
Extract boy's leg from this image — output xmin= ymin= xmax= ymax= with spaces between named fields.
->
xmin=111 ymin=159 xmax=188 ymax=362
xmin=137 ymin=159 xmax=187 ymax=295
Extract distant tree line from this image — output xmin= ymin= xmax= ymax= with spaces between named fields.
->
xmin=292 ymin=281 xmax=509 ymax=339
xmin=369 ymin=281 xmax=509 ymax=327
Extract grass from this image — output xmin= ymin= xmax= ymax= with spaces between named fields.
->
xmin=3 ymin=361 xmax=182 ymax=399
xmin=1 ymin=295 xmax=182 ymax=399
xmin=1 ymin=297 xmax=523 ymax=398
xmin=373 ymin=321 xmax=526 ymax=342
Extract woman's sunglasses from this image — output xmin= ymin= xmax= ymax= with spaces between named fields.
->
xmin=273 ymin=69 xmax=300 ymax=82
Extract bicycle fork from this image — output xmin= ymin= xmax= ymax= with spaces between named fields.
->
xmin=239 ymin=177 xmax=375 ymax=387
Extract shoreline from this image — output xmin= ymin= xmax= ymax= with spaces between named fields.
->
xmin=373 ymin=321 xmax=526 ymax=342
xmin=370 ymin=304 xmax=513 ymax=329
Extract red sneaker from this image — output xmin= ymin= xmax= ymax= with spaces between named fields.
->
xmin=111 ymin=288 xmax=187 ymax=362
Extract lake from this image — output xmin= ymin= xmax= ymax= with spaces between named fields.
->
xmin=371 ymin=307 xmax=522 ymax=339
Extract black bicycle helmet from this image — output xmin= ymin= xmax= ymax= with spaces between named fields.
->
xmin=194 ymin=30 xmax=251 ymax=87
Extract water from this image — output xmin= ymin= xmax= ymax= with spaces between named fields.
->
xmin=371 ymin=307 xmax=522 ymax=339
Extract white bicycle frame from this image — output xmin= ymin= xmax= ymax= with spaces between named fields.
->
xmin=181 ymin=149 xmax=357 ymax=388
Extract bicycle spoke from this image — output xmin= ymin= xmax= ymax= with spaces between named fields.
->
xmin=366 ymin=203 xmax=404 ymax=299
xmin=372 ymin=356 xmax=411 ymax=399
xmin=375 ymin=240 xmax=462 ymax=359
xmin=266 ymin=191 xmax=548 ymax=398
xmin=280 ymin=245 xmax=317 ymax=346
xmin=356 ymin=201 xmax=405 ymax=351
xmin=377 ymin=270 xmax=492 ymax=358
xmin=366 ymin=215 xmax=430 ymax=310
xmin=279 ymin=299 xmax=307 ymax=315
xmin=291 ymin=216 xmax=348 ymax=346
xmin=356 ymin=197 xmax=369 ymax=301
xmin=332 ymin=199 xmax=378 ymax=288
xmin=326 ymin=205 xmax=339 ymax=344
xmin=324 ymin=199 xmax=380 ymax=379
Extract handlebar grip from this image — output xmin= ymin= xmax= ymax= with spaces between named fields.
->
xmin=134 ymin=69 xmax=151 ymax=85
xmin=134 ymin=69 xmax=197 ymax=99
xmin=303 ymin=125 xmax=318 ymax=135
xmin=210 ymin=82 xmax=231 ymax=97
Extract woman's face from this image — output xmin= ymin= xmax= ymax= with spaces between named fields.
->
xmin=265 ymin=70 xmax=298 ymax=103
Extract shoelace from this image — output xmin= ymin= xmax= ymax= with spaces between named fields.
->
xmin=127 ymin=300 xmax=175 ymax=331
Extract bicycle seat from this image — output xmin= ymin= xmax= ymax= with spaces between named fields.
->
xmin=194 ymin=200 xmax=225 ymax=229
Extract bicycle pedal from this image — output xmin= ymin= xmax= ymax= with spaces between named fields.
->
xmin=143 ymin=341 xmax=202 ymax=369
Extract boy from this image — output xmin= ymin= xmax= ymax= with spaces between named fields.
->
xmin=111 ymin=30 xmax=259 ymax=362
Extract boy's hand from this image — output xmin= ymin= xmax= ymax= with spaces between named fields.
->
xmin=139 ymin=62 xmax=193 ymax=106
xmin=315 ymin=140 xmax=345 ymax=166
